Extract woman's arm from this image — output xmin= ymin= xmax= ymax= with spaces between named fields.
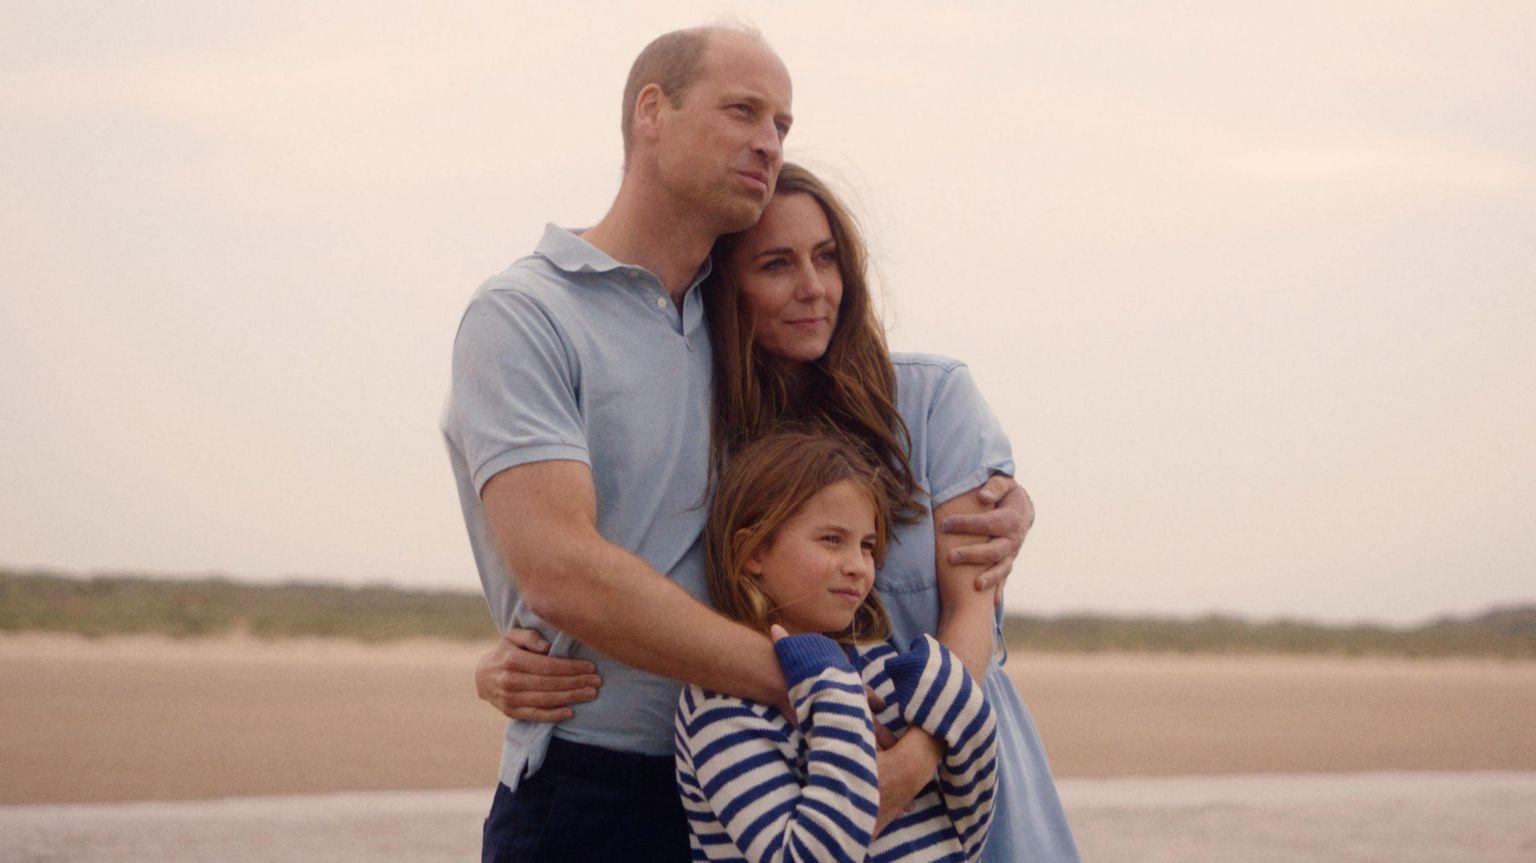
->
xmin=934 ymin=487 xmax=1003 ymax=681
xmin=884 ymin=635 xmax=1000 ymax=862
xmin=676 ymin=630 xmax=879 ymax=862
xmin=474 ymin=628 xmax=601 ymax=721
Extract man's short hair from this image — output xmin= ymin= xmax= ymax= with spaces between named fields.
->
xmin=619 ymin=24 xmax=764 ymax=168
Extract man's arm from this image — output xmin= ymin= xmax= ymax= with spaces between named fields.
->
xmin=482 ymin=459 xmax=788 ymax=710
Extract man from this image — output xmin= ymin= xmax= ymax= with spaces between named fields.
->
xmin=443 ymin=25 xmax=1027 ymax=862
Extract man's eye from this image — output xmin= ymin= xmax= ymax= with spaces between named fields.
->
xmin=775 ymin=122 xmax=790 ymax=138
xmin=731 ymin=103 xmax=753 ymax=116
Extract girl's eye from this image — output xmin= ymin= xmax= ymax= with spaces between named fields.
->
xmin=821 ymin=534 xmax=842 ymax=546
xmin=860 ymin=539 xmax=876 ymax=552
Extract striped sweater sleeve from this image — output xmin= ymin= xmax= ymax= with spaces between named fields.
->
xmin=675 ymin=633 xmax=879 ymax=863
xmin=883 ymin=634 xmax=999 ymax=862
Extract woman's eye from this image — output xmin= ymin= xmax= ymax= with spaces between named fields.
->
xmin=761 ymin=259 xmax=789 ymax=272
xmin=816 ymin=249 xmax=838 ymax=265
xmin=821 ymin=535 xmax=842 ymax=546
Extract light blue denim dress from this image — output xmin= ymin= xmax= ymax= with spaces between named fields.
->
xmin=882 ymin=353 xmax=1081 ymax=863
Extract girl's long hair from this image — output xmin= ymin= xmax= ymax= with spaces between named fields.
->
xmin=704 ymin=163 xmax=925 ymax=524
xmin=705 ymin=429 xmax=893 ymax=643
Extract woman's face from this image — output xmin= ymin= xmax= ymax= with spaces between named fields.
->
xmin=727 ymin=192 xmax=843 ymax=364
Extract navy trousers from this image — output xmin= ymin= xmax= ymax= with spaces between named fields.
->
xmin=482 ymin=737 xmax=690 ymax=862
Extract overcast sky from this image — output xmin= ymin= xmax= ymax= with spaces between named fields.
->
xmin=3 ymin=2 xmax=1533 ymax=623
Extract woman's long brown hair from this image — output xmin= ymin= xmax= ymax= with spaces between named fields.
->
xmin=704 ymin=163 xmax=925 ymax=523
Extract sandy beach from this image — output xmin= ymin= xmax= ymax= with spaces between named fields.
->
xmin=4 ymin=634 xmax=1535 ymax=860
xmin=3 ymin=634 xmax=1533 ymax=805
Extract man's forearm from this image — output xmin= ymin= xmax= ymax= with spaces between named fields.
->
xmin=524 ymin=537 xmax=787 ymax=708
xmin=483 ymin=462 xmax=789 ymax=710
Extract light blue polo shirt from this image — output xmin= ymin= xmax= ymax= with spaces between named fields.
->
xmin=441 ymin=224 xmax=713 ymax=788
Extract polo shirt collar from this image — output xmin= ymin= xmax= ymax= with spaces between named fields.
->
xmin=534 ymin=223 xmax=714 ymax=291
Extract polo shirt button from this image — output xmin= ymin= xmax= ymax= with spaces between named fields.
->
xmin=655 ymin=296 xmax=667 ymax=309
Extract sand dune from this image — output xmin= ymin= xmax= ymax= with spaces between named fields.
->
xmin=2 ymin=634 xmax=1534 ymax=806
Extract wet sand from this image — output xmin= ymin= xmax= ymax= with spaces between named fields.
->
xmin=2 ymin=634 xmax=1534 ymax=805
xmin=4 ymin=774 xmax=1534 ymax=862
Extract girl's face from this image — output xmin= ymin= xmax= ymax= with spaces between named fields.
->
xmin=727 ymin=192 xmax=843 ymax=365
xmin=743 ymin=480 xmax=877 ymax=635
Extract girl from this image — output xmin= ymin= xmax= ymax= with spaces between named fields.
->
xmin=674 ymin=429 xmax=997 ymax=863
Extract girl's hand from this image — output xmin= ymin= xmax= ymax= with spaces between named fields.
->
xmin=475 ymin=628 xmax=602 ymax=722
xmin=770 ymin=623 xmax=790 ymax=642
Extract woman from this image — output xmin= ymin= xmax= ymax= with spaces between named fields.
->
xmin=481 ymin=164 xmax=1080 ymax=862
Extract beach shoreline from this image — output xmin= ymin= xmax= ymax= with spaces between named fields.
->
xmin=3 ymin=633 xmax=1534 ymax=805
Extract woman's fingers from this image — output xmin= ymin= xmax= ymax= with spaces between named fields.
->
xmin=477 ymin=628 xmax=601 ymax=720
xmin=505 ymin=706 xmax=577 ymax=723
xmin=503 ymin=627 xmax=552 ymax=653
xmin=502 ymin=648 xmax=598 ymax=678
xmin=502 ymin=670 xmax=602 ymax=694
xmin=495 ymin=677 xmax=600 ymax=709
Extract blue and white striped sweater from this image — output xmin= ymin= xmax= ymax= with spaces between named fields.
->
xmin=674 ymin=633 xmax=997 ymax=862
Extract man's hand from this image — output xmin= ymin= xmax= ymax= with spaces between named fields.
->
xmin=938 ymin=474 xmax=1034 ymax=607
xmin=475 ymin=628 xmax=602 ymax=722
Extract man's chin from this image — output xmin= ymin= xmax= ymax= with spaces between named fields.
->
xmin=717 ymin=196 xmax=770 ymax=233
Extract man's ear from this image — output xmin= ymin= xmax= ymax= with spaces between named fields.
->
xmin=632 ymin=82 xmax=667 ymax=145
xmin=736 ymin=528 xmax=765 ymax=576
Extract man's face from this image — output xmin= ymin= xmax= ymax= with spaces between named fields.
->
xmin=653 ymin=33 xmax=793 ymax=234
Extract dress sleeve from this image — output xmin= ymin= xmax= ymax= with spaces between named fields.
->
xmin=883 ymin=634 xmax=1000 ymax=862
xmin=674 ymin=634 xmax=879 ymax=863
xmin=444 ymin=289 xmax=590 ymax=495
xmin=921 ymin=362 xmax=1016 ymax=506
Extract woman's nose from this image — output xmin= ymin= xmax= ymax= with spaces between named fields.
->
xmin=794 ymin=264 xmax=826 ymax=300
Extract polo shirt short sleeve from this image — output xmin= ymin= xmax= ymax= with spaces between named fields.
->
xmin=449 ymin=288 xmax=589 ymax=494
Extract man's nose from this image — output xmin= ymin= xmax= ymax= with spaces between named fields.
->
xmin=752 ymin=119 xmax=783 ymax=167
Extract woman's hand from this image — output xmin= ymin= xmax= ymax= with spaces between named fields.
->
xmin=938 ymin=474 xmax=1034 ymax=607
xmin=475 ymin=628 xmax=602 ymax=722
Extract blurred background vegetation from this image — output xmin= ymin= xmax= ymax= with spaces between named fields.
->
xmin=3 ymin=568 xmax=1533 ymax=658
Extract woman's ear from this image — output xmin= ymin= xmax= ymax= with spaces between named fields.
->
xmin=737 ymin=528 xmax=765 ymax=576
